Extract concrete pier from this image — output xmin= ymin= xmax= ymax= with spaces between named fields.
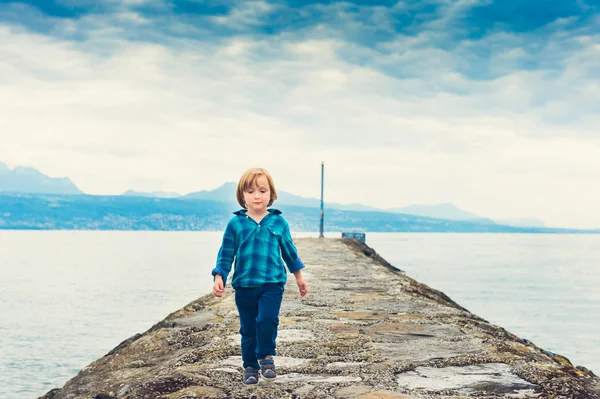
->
xmin=40 ymin=238 xmax=600 ymax=399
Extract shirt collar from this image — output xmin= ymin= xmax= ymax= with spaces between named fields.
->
xmin=233 ymin=208 xmax=282 ymax=216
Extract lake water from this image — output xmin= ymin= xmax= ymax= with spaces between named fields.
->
xmin=1 ymin=231 xmax=599 ymax=398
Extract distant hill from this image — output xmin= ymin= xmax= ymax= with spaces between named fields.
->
xmin=385 ymin=203 xmax=493 ymax=223
xmin=0 ymin=162 xmax=83 ymax=195
xmin=183 ymin=182 xmax=387 ymax=212
xmin=122 ymin=190 xmax=181 ymax=198
xmin=170 ymin=183 xmax=552 ymax=227
xmin=495 ymin=218 xmax=546 ymax=228
xmin=278 ymin=190 xmax=380 ymax=212
xmin=0 ymin=192 xmax=594 ymax=234
xmin=0 ymin=165 xmax=549 ymax=228
xmin=183 ymin=182 xmax=237 ymax=202
xmin=131 ymin=183 xmax=554 ymax=227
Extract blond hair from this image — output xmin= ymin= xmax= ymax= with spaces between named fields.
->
xmin=236 ymin=168 xmax=278 ymax=209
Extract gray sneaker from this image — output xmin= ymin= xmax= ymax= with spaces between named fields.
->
xmin=259 ymin=356 xmax=276 ymax=381
xmin=243 ymin=367 xmax=259 ymax=385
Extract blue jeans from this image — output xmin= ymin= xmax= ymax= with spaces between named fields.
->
xmin=234 ymin=283 xmax=284 ymax=369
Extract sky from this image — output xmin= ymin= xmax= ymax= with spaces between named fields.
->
xmin=0 ymin=0 xmax=599 ymax=229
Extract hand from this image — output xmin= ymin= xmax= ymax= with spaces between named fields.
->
xmin=213 ymin=276 xmax=224 ymax=297
xmin=296 ymin=277 xmax=308 ymax=297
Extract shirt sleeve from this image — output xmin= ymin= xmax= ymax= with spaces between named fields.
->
xmin=211 ymin=219 xmax=237 ymax=286
xmin=280 ymin=221 xmax=305 ymax=274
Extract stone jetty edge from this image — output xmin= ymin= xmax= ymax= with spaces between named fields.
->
xmin=39 ymin=238 xmax=600 ymax=399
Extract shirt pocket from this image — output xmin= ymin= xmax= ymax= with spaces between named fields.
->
xmin=256 ymin=225 xmax=282 ymax=244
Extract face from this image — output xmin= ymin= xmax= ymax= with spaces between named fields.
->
xmin=243 ymin=175 xmax=271 ymax=214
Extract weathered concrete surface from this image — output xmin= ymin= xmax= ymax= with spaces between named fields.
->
xmin=40 ymin=238 xmax=600 ymax=399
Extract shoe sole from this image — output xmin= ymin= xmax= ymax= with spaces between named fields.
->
xmin=260 ymin=373 xmax=276 ymax=382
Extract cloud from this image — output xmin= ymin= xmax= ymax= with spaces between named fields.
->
xmin=212 ymin=1 xmax=276 ymax=28
xmin=1 ymin=1 xmax=600 ymax=228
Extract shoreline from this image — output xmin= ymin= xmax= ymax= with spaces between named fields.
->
xmin=39 ymin=238 xmax=600 ymax=399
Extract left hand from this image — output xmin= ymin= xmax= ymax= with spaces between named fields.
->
xmin=296 ymin=277 xmax=308 ymax=297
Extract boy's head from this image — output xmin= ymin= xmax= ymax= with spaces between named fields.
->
xmin=236 ymin=168 xmax=278 ymax=209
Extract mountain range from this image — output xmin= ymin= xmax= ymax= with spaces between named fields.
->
xmin=152 ymin=182 xmax=546 ymax=228
xmin=0 ymin=161 xmax=548 ymax=228
xmin=0 ymin=192 xmax=591 ymax=234
xmin=0 ymin=161 xmax=82 ymax=195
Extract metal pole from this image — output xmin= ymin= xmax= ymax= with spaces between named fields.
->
xmin=319 ymin=162 xmax=324 ymax=238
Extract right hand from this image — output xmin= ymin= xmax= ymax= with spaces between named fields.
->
xmin=213 ymin=276 xmax=224 ymax=297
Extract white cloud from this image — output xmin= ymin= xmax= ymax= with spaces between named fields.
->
xmin=1 ymin=7 xmax=600 ymax=229
xmin=212 ymin=1 xmax=276 ymax=28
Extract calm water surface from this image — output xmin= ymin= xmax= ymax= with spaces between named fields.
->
xmin=1 ymin=231 xmax=599 ymax=398
xmin=1 ymin=231 xmax=221 ymax=399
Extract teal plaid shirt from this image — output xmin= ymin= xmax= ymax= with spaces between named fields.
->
xmin=212 ymin=209 xmax=305 ymax=289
